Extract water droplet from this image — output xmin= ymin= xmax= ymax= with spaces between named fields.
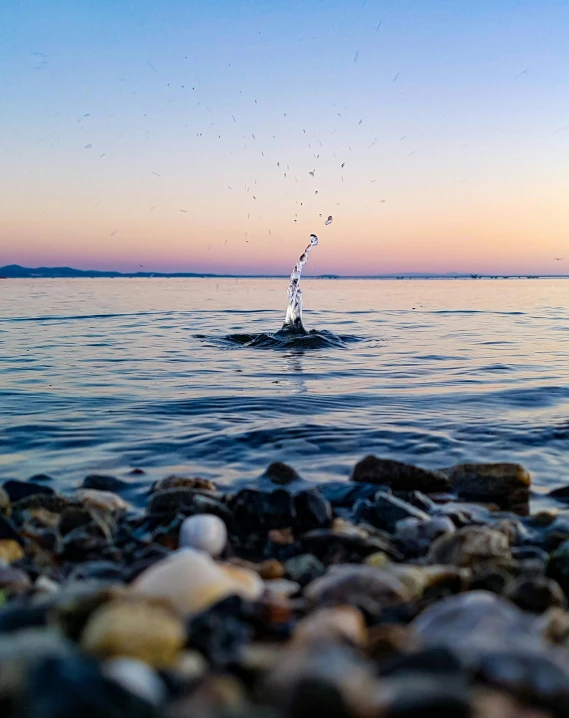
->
xmin=325 ymin=216 xmax=333 ymax=225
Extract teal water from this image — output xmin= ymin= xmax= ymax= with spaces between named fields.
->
xmin=1 ymin=278 xmax=568 ymax=495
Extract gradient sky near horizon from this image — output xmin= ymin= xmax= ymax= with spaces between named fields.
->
xmin=1 ymin=0 xmax=568 ymax=275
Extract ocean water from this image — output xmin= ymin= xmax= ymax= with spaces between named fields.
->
xmin=1 ymin=278 xmax=569 ymax=499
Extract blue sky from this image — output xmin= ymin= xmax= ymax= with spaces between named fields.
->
xmin=1 ymin=0 xmax=568 ymax=274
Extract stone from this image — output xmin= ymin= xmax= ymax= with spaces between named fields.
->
xmin=351 ymin=456 xmax=449 ymax=493
xmin=147 ymin=487 xmax=218 ymax=516
xmin=263 ymin=461 xmax=300 ymax=485
xmin=73 ymin=488 xmax=130 ymax=512
xmin=179 ymin=514 xmax=227 ymax=557
xmin=427 ymin=526 xmax=511 ymax=567
xmin=2 ymin=479 xmax=55 ymax=502
xmin=0 ymin=565 xmax=32 ymax=594
xmin=394 ymin=515 xmax=455 ymax=554
xmin=132 ymin=547 xmax=263 ymax=615
xmin=504 ymin=576 xmax=566 ymax=614
xmin=256 ymin=558 xmax=285 ymax=579
xmin=369 ymin=493 xmax=430 ymax=533
xmin=49 ymin=584 xmax=126 ymax=641
xmin=0 ymin=539 xmax=24 ymax=563
xmin=264 ymin=578 xmax=300 ymax=598
xmin=0 ymin=515 xmax=22 ymax=544
xmin=366 ymin=624 xmax=420 ymax=662
xmin=150 ymin=475 xmax=217 ymax=493
xmin=300 ymin=528 xmax=399 ymax=563
xmin=103 ymin=657 xmax=166 ymax=705
xmin=443 ymin=462 xmax=531 ymax=514
xmin=292 ymin=606 xmax=366 ymax=647
xmin=294 ymin=489 xmax=332 ymax=530
xmin=82 ymin=474 xmax=130 ymax=492
xmin=0 ymin=487 xmax=11 ymax=517
xmin=230 ymin=488 xmax=296 ymax=532
xmin=304 ymin=565 xmax=413 ymax=613
xmin=374 ymin=674 xmax=472 ymax=717
xmin=316 ymin=480 xmax=379 ymax=507
xmin=81 ymin=599 xmax=185 ymax=667
xmin=188 ymin=596 xmax=253 ymax=668
xmin=285 ymin=554 xmax=326 ymax=585
xmin=547 ymin=539 xmax=569 ymax=592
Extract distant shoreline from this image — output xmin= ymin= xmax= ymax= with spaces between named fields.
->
xmin=1 ymin=264 xmax=568 ymax=280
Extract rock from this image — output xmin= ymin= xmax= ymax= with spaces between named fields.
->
xmin=11 ymin=494 xmax=71 ymax=513
xmin=292 ymin=606 xmax=366 ymax=647
xmin=68 ymin=560 xmax=124 ymax=582
xmin=0 ymin=487 xmax=11 ymax=517
xmin=351 ymin=456 xmax=449 ymax=493
xmin=316 ymin=480 xmax=379 ymax=508
xmin=285 ymin=554 xmax=326 ymax=585
xmin=179 ymin=514 xmax=227 ymax=557
xmin=411 ymin=591 xmax=569 ymax=703
xmin=150 ymin=475 xmax=217 ymax=493
xmin=304 ymin=565 xmax=413 ymax=613
xmin=168 ymin=675 xmax=247 ymax=718
xmin=188 ymin=596 xmax=253 ymax=668
xmin=2 ymin=479 xmax=55 ymax=502
xmin=374 ymin=674 xmax=472 ymax=718
xmin=230 ymin=488 xmax=296 ymax=532
xmin=264 ymin=578 xmax=300 ymax=598
xmin=256 ymin=558 xmax=285 ymax=579
xmin=300 ymin=528 xmax=400 ymax=563
xmin=473 ymin=689 xmax=554 ymax=718
xmin=0 ymin=515 xmax=23 ymax=544
xmin=263 ymin=461 xmax=300 ymax=485
xmin=103 ymin=657 xmax=166 ymax=705
xmin=547 ymin=539 xmax=569 ymax=592
xmin=132 ymin=547 xmax=263 ymax=615
xmin=394 ymin=516 xmax=455 ymax=554
xmin=368 ymin=493 xmax=430 ymax=533
xmin=294 ymin=489 xmax=332 ymax=530
xmin=0 ymin=565 xmax=32 ymax=594
xmin=81 ymin=599 xmax=185 ymax=667
xmin=82 ymin=474 xmax=129 ymax=492
xmin=547 ymin=485 xmax=569 ymax=501
xmin=148 ymin=487 xmax=218 ymax=515
xmin=427 ymin=526 xmax=511 ymax=567
xmin=0 ymin=604 xmax=49 ymax=633
xmin=49 ymin=584 xmax=125 ymax=641
xmin=269 ymin=527 xmax=295 ymax=545
xmin=0 ymin=539 xmax=24 ymax=563
xmin=27 ymin=473 xmax=54 ymax=482
xmin=366 ymin=624 xmax=420 ymax=662
xmin=443 ymin=462 xmax=531 ymax=514
xmin=504 ymin=576 xmax=566 ymax=614
xmin=73 ymin=489 xmax=130 ymax=512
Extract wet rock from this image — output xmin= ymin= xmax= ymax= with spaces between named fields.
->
xmin=0 ymin=603 xmax=50 ymax=633
xmin=0 ymin=514 xmax=23 ymax=543
xmin=168 ymin=675 xmax=247 ymax=718
xmin=300 ymin=528 xmax=399 ymax=563
xmin=69 ymin=560 xmax=124 ymax=582
xmin=269 ymin=527 xmax=295 ymax=545
xmin=82 ymin=474 xmax=129 ymax=493
xmin=49 ymin=584 xmax=126 ymax=641
xmin=473 ymin=689 xmax=553 ymax=718
xmin=366 ymin=624 xmax=420 ymax=662
xmin=293 ymin=606 xmax=366 ymax=647
xmin=443 ymin=462 xmax=531 ymax=514
xmin=188 ymin=595 xmax=253 ymax=668
xmin=0 ymin=538 xmax=24 ymax=563
xmin=0 ymin=487 xmax=11 ymax=517
xmin=375 ymin=674 xmax=472 ymax=718
xmin=150 ymin=475 xmax=217 ymax=493
xmin=294 ymin=489 xmax=332 ymax=530
xmin=264 ymin=578 xmax=300 ymax=598
xmin=60 ymin=524 xmax=111 ymax=561
xmin=132 ymin=547 xmax=263 ymax=615
xmin=504 ymin=576 xmax=566 ymax=614
xmin=103 ymin=657 xmax=166 ymax=705
xmin=469 ymin=566 xmax=511 ymax=594
xmin=285 ymin=553 xmax=326 ymax=585
xmin=263 ymin=461 xmax=300 ymax=485
xmin=230 ymin=488 xmax=296 ymax=532
xmin=2 ymin=479 xmax=55 ymax=502
xmin=305 ymin=564 xmax=413 ymax=613
xmin=358 ymin=492 xmax=430 ymax=533
xmin=28 ymin=473 xmax=54 ymax=482
xmin=547 ymin=484 xmax=569 ymax=502
xmin=427 ymin=526 xmax=511 ymax=567
xmin=179 ymin=514 xmax=227 ymax=557
xmin=316 ymin=480 xmax=379 ymax=508
xmin=11 ymin=494 xmax=71 ymax=513
xmin=395 ymin=515 xmax=455 ymax=554
xmin=0 ymin=565 xmax=32 ymax=594
xmin=148 ymin=487 xmax=219 ymax=516
xmin=74 ymin=488 xmax=130 ymax=512
xmin=256 ymin=558 xmax=285 ymax=579
xmin=546 ymin=539 xmax=569 ymax=593
xmin=81 ymin=599 xmax=185 ymax=667
xmin=351 ymin=456 xmax=449 ymax=493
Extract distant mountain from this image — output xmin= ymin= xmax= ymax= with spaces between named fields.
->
xmin=0 ymin=264 xmax=215 ymax=278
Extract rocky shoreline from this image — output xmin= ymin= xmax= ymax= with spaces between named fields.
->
xmin=2 ymin=455 xmax=569 ymax=716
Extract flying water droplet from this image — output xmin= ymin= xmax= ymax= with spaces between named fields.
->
xmin=325 ymin=216 xmax=333 ymax=225
xmin=281 ymin=233 xmax=319 ymax=333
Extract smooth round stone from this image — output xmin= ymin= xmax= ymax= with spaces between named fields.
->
xmin=264 ymin=578 xmax=300 ymax=598
xmin=132 ymin=547 xmax=263 ymax=615
xmin=293 ymin=606 xmax=366 ymax=647
xmin=179 ymin=514 xmax=227 ymax=557
xmin=81 ymin=599 xmax=185 ymax=668
xmin=104 ymin=657 xmax=166 ymax=705
xmin=73 ymin=489 xmax=130 ymax=512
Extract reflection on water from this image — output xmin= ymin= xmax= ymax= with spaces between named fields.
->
xmin=1 ymin=278 xmax=569 ymax=495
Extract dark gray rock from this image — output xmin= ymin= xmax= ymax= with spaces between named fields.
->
xmin=504 ymin=575 xmax=566 ymax=614
xmin=315 ymin=481 xmax=380 ymax=508
xmin=351 ymin=456 xmax=449 ymax=493
xmin=294 ymin=490 xmax=332 ymax=531
xmin=3 ymin=480 xmax=55 ymax=503
xmin=82 ymin=474 xmax=129 ymax=493
xmin=263 ymin=461 xmax=300 ymax=486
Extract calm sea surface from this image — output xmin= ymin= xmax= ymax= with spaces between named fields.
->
xmin=1 ymin=278 xmax=569 ymax=498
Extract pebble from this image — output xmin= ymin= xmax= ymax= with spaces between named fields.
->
xmin=0 ymin=539 xmax=24 ymax=563
xmin=103 ymin=657 xmax=167 ymax=705
xmin=264 ymin=578 xmax=300 ymax=598
xmin=73 ymin=489 xmax=130 ymax=512
xmin=292 ymin=606 xmax=366 ymax=647
xmin=132 ymin=547 xmax=263 ymax=615
xmin=443 ymin=462 xmax=531 ymax=514
xmin=263 ymin=461 xmax=300 ymax=485
xmin=284 ymin=553 xmax=326 ymax=584
xmin=179 ymin=513 xmax=227 ymax=557
xmin=427 ymin=526 xmax=511 ymax=566
xmin=0 ymin=488 xmax=11 ymax=517
xmin=81 ymin=599 xmax=185 ymax=667
xmin=351 ymin=455 xmax=449 ymax=493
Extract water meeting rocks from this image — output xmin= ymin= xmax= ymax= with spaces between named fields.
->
xmin=350 ymin=456 xmax=449 ymax=493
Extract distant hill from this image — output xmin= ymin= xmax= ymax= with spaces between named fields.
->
xmin=0 ymin=264 xmax=215 ymax=279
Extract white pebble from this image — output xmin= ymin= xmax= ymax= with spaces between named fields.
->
xmin=104 ymin=658 xmax=166 ymax=705
xmin=179 ymin=514 xmax=227 ymax=557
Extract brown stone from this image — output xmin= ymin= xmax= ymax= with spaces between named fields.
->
xmin=0 ymin=539 xmax=24 ymax=563
xmin=257 ymin=559 xmax=285 ymax=580
xmin=350 ymin=455 xmax=449 ymax=493
xmin=269 ymin=527 xmax=295 ymax=545
xmin=292 ymin=606 xmax=366 ymax=647
xmin=442 ymin=462 xmax=531 ymax=514
xmin=366 ymin=623 xmax=419 ymax=661
xmin=150 ymin=475 xmax=217 ymax=493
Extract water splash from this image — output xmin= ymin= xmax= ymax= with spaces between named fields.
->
xmin=281 ymin=234 xmax=318 ymax=334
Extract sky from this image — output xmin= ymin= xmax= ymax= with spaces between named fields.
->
xmin=0 ymin=0 xmax=568 ymax=276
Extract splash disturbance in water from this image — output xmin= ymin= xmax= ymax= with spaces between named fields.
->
xmin=223 ymin=233 xmax=357 ymax=348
